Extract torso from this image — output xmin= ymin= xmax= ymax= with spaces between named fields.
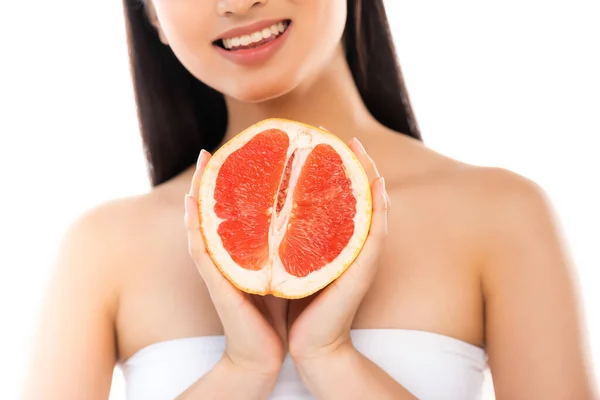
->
xmin=113 ymin=126 xmax=488 ymax=363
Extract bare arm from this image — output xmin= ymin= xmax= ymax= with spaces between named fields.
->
xmin=21 ymin=207 xmax=120 ymax=400
xmin=481 ymin=170 xmax=597 ymax=399
xmin=175 ymin=356 xmax=278 ymax=400
xmin=294 ymin=343 xmax=417 ymax=400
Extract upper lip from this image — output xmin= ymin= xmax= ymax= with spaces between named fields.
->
xmin=214 ymin=19 xmax=289 ymax=42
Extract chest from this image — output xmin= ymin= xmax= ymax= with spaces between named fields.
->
xmin=115 ymin=190 xmax=484 ymax=361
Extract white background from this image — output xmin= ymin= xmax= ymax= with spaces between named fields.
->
xmin=1 ymin=1 xmax=598 ymax=399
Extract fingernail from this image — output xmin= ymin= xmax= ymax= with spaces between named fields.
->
xmin=197 ymin=149 xmax=206 ymax=167
xmin=354 ymin=138 xmax=366 ymax=154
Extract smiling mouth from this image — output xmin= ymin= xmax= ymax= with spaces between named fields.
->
xmin=214 ymin=20 xmax=291 ymax=51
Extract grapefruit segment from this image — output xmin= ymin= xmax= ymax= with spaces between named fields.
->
xmin=214 ymin=129 xmax=289 ymax=271
xmin=278 ymin=144 xmax=356 ymax=277
xmin=198 ymin=119 xmax=372 ymax=299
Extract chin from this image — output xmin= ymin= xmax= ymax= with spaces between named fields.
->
xmin=222 ymin=71 xmax=301 ymax=104
xmin=232 ymin=84 xmax=293 ymax=104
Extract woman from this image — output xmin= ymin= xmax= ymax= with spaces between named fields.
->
xmin=23 ymin=0 xmax=596 ymax=399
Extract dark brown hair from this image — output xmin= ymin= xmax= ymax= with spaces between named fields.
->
xmin=122 ymin=0 xmax=422 ymax=187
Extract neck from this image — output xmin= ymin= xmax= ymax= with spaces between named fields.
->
xmin=223 ymin=46 xmax=378 ymax=144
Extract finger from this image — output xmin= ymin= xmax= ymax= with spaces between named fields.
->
xmin=185 ymin=149 xmax=211 ymax=257
xmin=184 ymin=193 xmax=207 ymax=258
xmin=355 ymin=176 xmax=390 ymax=263
xmin=348 ymin=137 xmax=380 ymax=183
xmin=189 ymin=149 xmax=211 ymax=198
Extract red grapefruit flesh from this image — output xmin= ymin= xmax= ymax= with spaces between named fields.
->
xmin=214 ymin=129 xmax=288 ymax=271
xmin=198 ymin=119 xmax=372 ymax=299
xmin=278 ymin=144 xmax=356 ymax=278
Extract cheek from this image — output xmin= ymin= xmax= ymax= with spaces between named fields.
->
xmin=287 ymin=0 xmax=347 ymax=76
xmin=154 ymin=1 xmax=212 ymax=41
xmin=297 ymin=0 xmax=347 ymax=31
xmin=154 ymin=4 xmax=217 ymax=78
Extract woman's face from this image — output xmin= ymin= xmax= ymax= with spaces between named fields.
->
xmin=149 ymin=0 xmax=348 ymax=103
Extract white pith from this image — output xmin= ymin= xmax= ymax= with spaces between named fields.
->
xmin=198 ymin=119 xmax=372 ymax=299
xmin=222 ymin=22 xmax=288 ymax=50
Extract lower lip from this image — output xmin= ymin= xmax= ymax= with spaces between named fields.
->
xmin=215 ymin=24 xmax=291 ymax=67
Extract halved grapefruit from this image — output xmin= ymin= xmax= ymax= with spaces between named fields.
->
xmin=198 ymin=119 xmax=372 ymax=299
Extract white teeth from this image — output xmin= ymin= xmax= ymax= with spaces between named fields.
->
xmin=221 ymin=21 xmax=288 ymax=49
xmin=251 ymin=32 xmax=262 ymax=43
xmin=261 ymin=28 xmax=272 ymax=39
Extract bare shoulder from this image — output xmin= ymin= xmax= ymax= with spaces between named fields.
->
xmin=369 ymin=128 xmax=551 ymax=222
xmin=23 ymin=179 xmax=195 ymax=398
xmin=57 ymin=177 xmax=188 ymax=293
xmin=439 ymin=162 xmax=552 ymax=225
xmin=429 ymin=159 xmax=559 ymax=267
xmin=369 ymin=128 xmax=561 ymax=273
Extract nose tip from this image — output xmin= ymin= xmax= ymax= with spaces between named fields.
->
xmin=218 ymin=0 xmax=267 ymax=17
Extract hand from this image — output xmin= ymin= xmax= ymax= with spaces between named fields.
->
xmin=184 ymin=150 xmax=288 ymax=378
xmin=287 ymin=138 xmax=390 ymax=362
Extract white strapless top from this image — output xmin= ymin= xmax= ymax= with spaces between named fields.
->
xmin=121 ymin=329 xmax=488 ymax=399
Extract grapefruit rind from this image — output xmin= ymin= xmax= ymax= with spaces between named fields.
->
xmin=198 ymin=118 xmax=372 ymax=299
